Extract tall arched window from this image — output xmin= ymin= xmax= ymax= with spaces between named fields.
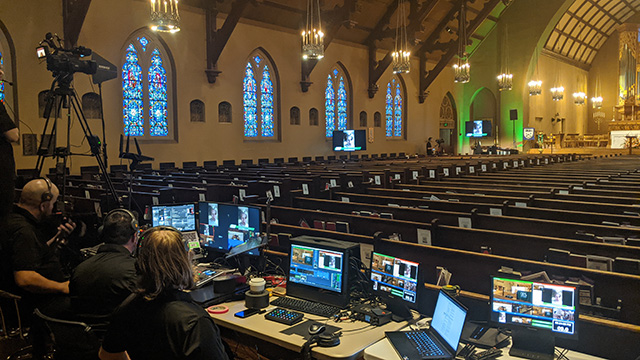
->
xmin=121 ymin=31 xmax=176 ymax=140
xmin=325 ymin=65 xmax=351 ymax=137
xmin=385 ymin=77 xmax=406 ymax=139
xmin=243 ymin=49 xmax=280 ymax=140
xmin=0 ymin=22 xmax=17 ymax=121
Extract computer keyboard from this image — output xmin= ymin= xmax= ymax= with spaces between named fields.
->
xmin=405 ymin=331 xmax=444 ymax=358
xmin=270 ymin=297 xmax=341 ymax=318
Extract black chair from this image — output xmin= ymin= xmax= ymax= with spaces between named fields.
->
xmin=0 ymin=290 xmax=32 ymax=359
xmin=34 ymin=308 xmax=104 ymax=360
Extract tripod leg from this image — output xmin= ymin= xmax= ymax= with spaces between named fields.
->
xmin=35 ymin=91 xmax=64 ymax=177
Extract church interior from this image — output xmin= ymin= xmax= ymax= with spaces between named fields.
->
xmin=1 ymin=0 xmax=640 ymax=359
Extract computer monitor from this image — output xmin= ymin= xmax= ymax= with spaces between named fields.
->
xmin=490 ymin=276 xmax=578 ymax=360
xmin=197 ymin=202 xmax=262 ymax=256
xmin=370 ymin=252 xmax=420 ymax=319
xmin=150 ymin=203 xmax=197 ymax=231
xmin=465 ymin=120 xmax=492 ymax=137
xmin=287 ymin=236 xmax=359 ymax=308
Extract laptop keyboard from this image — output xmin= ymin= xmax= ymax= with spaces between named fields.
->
xmin=406 ymin=331 xmax=445 ymax=358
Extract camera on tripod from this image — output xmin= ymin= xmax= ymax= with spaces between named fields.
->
xmin=36 ymin=33 xmax=97 ymax=78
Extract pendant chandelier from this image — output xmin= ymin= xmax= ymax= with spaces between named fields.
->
xmin=528 ymin=80 xmax=542 ymax=96
xmin=453 ymin=2 xmax=470 ymax=83
xmin=301 ymin=0 xmax=324 ymax=60
xmin=573 ymin=92 xmax=586 ymax=105
xmin=551 ymin=87 xmax=564 ymax=101
xmin=392 ymin=0 xmax=410 ymax=74
xmin=592 ymin=76 xmax=603 ymax=109
xmin=497 ymin=24 xmax=512 ymax=91
xmin=150 ymin=0 xmax=180 ymax=32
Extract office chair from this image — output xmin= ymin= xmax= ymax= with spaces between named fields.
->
xmin=0 ymin=290 xmax=33 ymax=359
xmin=34 ymin=309 xmax=104 ymax=360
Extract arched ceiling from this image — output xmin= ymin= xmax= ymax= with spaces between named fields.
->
xmin=544 ymin=0 xmax=640 ymax=66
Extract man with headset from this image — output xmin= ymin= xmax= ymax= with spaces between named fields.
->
xmin=70 ymin=208 xmax=139 ymax=317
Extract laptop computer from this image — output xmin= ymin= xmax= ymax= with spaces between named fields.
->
xmin=386 ymin=290 xmax=468 ymax=360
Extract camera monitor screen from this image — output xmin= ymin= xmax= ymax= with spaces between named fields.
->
xmin=370 ymin=252 xmax=419 ymax=304
xmin=198 ymin=202 xmax=262 ymax=256
xmin=332 ymin=129 xmax=367 ymax=151
xmin=490 ymin=277 xmax=577 ymax=337
xmin=465 ymin=120 xmax=492 ymax=137
xmin=151 ymin=203 xmax=196 ymax=232
xmin=287 ymin=236 xmax=356 ymax=308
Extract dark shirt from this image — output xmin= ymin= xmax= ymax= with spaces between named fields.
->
xmin=70 ymin=244 xmax=138 ymax=316
xmin=0 ymin=101 xmax=17 ymax=217
xmin=102 ymin=291 xmax=230 ymax=360
xmin=426 ymin=141 xmax=433 ymax=155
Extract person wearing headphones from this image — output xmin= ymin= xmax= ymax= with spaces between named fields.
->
xmin=1 ymin=178 xmax=75 ymax=307
xmin=99 ymin=226 xmax=230 ymax=360
xmin=69 ymin=209 xmax=140 ymax=317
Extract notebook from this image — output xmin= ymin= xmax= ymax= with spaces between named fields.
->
xmin=386 ymin=290 xmax=467 ymax=359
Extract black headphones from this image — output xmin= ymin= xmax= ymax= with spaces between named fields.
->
xmin=38 ymin=177 xmax=54 ymax=203
xmin=300 ymin=327 xmax=341 ymax=360
xmin=99 ymin=208 xmax=139 ymax=236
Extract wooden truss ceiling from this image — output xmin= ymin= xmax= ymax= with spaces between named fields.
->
xmin=544 ymin=0 xmax=640 ymax=66
xmin=183 ymin=0 xmax=509 ymax=97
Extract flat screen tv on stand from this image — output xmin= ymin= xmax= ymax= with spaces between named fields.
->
xmin=332 ymin=130 xmax=367 ymax=151
xmin=370 ymin=252 xmax=421 ymax=321
xmin=490 ymin=276 xmax=578 ymax=360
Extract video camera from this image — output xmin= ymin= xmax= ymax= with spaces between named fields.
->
xmin=36 ymin=32 xmax=97 ymax=78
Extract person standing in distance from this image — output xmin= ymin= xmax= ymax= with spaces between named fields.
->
xmin=99 ymin=227 xmax=230 ymax=360
xmin=426 ymin=137 xmax=433 ymax=156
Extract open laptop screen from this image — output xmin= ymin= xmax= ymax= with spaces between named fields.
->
xmin=431 ymin=291 xmax=467 ymax=350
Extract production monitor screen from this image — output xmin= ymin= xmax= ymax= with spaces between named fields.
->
xmin=465 ymin=120 xmax=492 ymax=137
xmin=289 ymin=243 xmax=344 ymax=293
xmin=151 ymin=203 xmax=196 ymax=231
xmin=332 ymin=129 xmax=367 ymax=151
xmin=490 ymin=277 xmax=577 ymax=337
xmin=370 ymin=252 xmax=419 ymax=304
xmin=198 ymin=202 xmax=262 ymax=256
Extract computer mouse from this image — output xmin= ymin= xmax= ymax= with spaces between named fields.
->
xmin=308 ymin=323 xmax=326 ymax=335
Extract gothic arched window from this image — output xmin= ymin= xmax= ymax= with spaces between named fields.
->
xmin=121 ymin=31 xmax=176 ymax=140
xmin=243 ymin=49 xmax=279 ymax=140
xmin=325 ymin=65 xmax=351 ymax=137
xmin=385 ymin=77 xmax=406 ymax=139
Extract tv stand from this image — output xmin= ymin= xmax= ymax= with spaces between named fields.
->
xmin=509 ymin=328 xmax=555 ymax=360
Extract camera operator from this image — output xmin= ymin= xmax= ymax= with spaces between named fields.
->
xmin=0 ymin=57 xmax=19 ymax=221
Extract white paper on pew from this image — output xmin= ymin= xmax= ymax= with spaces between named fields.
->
xmin=429 ymin=195 xmax=440 ymax=201
xmin=330 ymin=179 xmax=337 ymax=187
xmin=545 ymin=159 xmax=549 ymax=164
xmin=202 ymin=179 xmax=207 ymax=184
xmin=94 ymin=202 xmax=101 ymax=216
xmin=403 ymin=188 xmax=410 ymax=191
xmin=456 ymin=167 xmax=461 ymax=175
xmin=388 ymin=203 xmax=400 ymax=207
xmin=266 ymin=190 xmax=274 ymax=201
xmin=469 ymin=167 xmax=475 ymax=173
xmin=481 ymin=165 xmax=487 ymax=172
xmin=513 ymin=161 xmax=518 ymax=167
xmin=458 ymin=217 xmax=472 ymax=228
xmin=302 ymin=184 xmax=309 ymax=195
xmin=85 ymin=190 xmax=90 ymax=199
xmin=168 ymin=183 xmax=173 ymax=187
xmin=490 ymin=208 xmax=502 ymax=216
xmin=360 ymin=243 xmax=374 ymax=268
xmin=239 ymin=189 xmax=246 ymax=201
xmin=558 ymin=190 xmax=569 ymax=195
xmin=152 ymin=197 xmax=159 ymax=205
xmin=375 ymin=176 xmax=381 ymax=185
xmin=417 ymin=229 xmax=431 ymax=246
xmin=443 ymin=168 xmax=450 ymax=176
xmin=273 ymin=185 xmax=281 ymax=198
xmin=574 ymin=186 xmax=583 ymax=190
xmin=503 ymin=162 xmax=508 ymax=169
xmin=199 ymin=193 xmax=206 ymax=202
xmin=394 ymin=174 xmax=401 ymax=180
xmin=412 ymin=171 xmax=419 ymax=180
xmin=348 ymin=181 xmax=354 ymax=188
xmin=515 ymin=202 xmax=527 ymax=207
xmin=429 ymin=170 xmax=436 ymax=178
xmin=341 ymin=197 xmax=350 ymax=203
xmin=492 ymin=163 xmax=497 ymax=168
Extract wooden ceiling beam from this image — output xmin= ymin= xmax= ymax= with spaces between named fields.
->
xmin=419 ymin=0 xmax=501 ymax=103
xmin=300 ymin=0 xmax=360 ymax=92
xmin=206 ymin=0 xmax=251 ymax=83
xmin=365 ymin=0 xmax=399 ymax=46
xmin=465 ymin=4 xmax=499 ymax=23
xmin=63 ymin=0 xmax=92 ymax=48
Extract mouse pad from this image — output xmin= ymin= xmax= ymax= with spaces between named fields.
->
xmin=280 ymin=319 xmax=342 ymax=339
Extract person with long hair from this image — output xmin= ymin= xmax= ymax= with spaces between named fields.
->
xmin=98 ymin=227 xmax=230 ymax=360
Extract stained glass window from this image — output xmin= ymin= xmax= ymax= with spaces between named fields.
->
xmin=243 ymin=50 xmax=278 ymax=140
xmin=243 ymin=63 xmax=257 ymax=137
xmin=385 ymin=77 xmax=405 ymax=138
xmin=122 ymin=44 xmax=144 ymax=136
xmin=325 ymin=66 xmax=350 ymax=137
xmin=121 ymin=32 xmax=174 ymax=140
xmin=0 ymin=51 xmax=4 ymax=103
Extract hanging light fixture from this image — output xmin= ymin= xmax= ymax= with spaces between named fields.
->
xmin=551 ymin=86 xmax=564 ymax=101
xmin=392 ymin=0 xmax=410 ymax=74
xmin=150 ymin=0 xmax=180 ymax=32
xmin=573 ymin=91 xmax=586 ymax=105
xmin=528 ymin=80 xmax=542 ymax=96
xmin=497 ymin=23 xmax=512 ymax=91
xmin=592 ymin=75 xmax=603 ymax=109
xmin=453 ymin=2 xmax=470 ymax=83
xmin=301 ymin=0 xmax=324 ymax=60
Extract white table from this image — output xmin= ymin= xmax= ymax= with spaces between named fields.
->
xmin=208 ymin=300 xmax=407 ymax=360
